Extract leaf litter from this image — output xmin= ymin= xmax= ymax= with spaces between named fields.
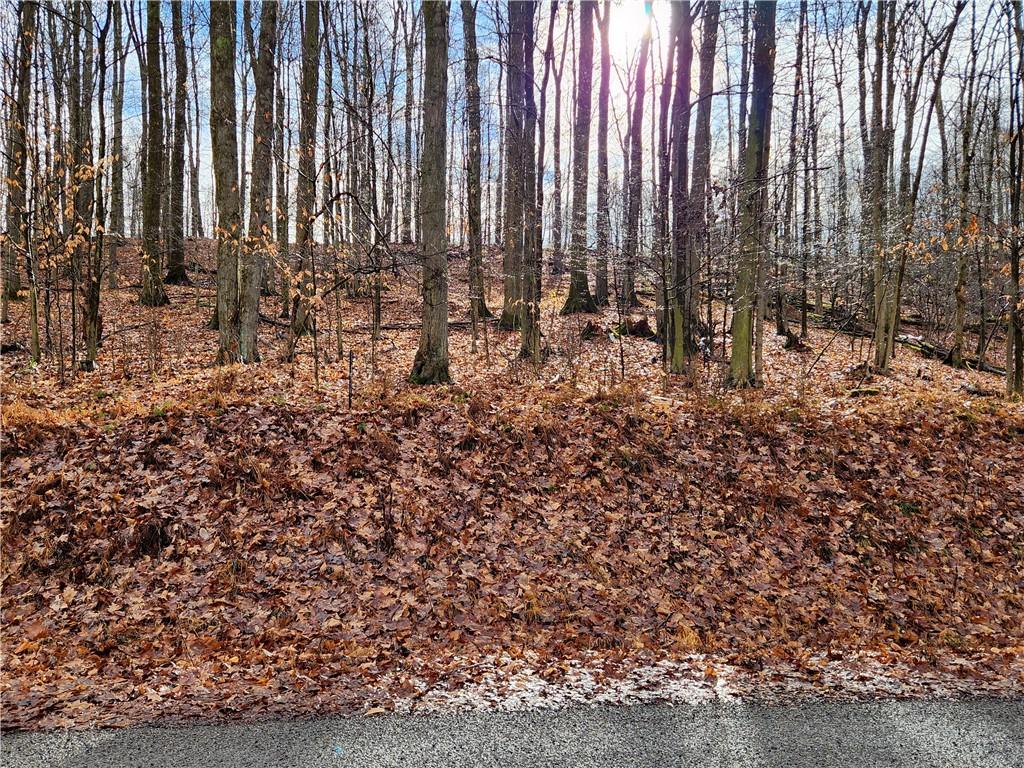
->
xmin=1 ymin=253 xmax=1022 ymax=730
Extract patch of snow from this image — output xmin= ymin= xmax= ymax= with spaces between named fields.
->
xmin=381 ymin=650 xmax=1023 ymax=715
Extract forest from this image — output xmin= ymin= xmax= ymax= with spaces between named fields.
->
xmin=1 ymin=0 xmax=1023 ymax=734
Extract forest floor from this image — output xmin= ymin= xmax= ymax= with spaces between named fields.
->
xmin=1 ymin=242 xmax=1023 ymax=730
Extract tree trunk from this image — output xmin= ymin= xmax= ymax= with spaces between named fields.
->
xmin=622 ymin=10 xmax=651 ymax=312
xmin=240 ymin=0 xmax=278 ymax=363
xmin=550 ymin=19 xmax=568 ymax=274
xmin=164 ymin=1 xmax=189 ymax=285
xmin=210 ymin=0 xmax=240 ymax=362
xmin=462 ymin=0 xmax=490 ymax=322
xmin=667 ymin=2 xmax=693 ymax=373
xmin=140 ymin=0 xmax=168 ymax=307
xmin=1006 ymin=0 xmax=1024 ymax=395
xmin=560 ymin=1 xmax=598 ymax=315
xmin=2 ymin=0 xmax=36 ymax=321
xmin=951 ymin=8 xmax=980 ymax=368
xmin=287 ymin=0 xmax=321 ymax=355
xmin=868 ymin=2 xmax=899 ymax=372
xmin=727 ymin=0 xmax=776 ymax=388
xmin=188 ymin=8 xmax=204 ymax=239
xmin=520 ymin=1 xmax=542 ymax=361
xmin=655 ymin=9 xmax=678 ymax=353
xmin=499 ymin=0 xmax=526 ymax=329
xmin=276 ymin=35 xmax=289 ymax=316
xmin=594 ymin=1 xmax=611 ymax=305
xmin=109 ymin=1 xmax=125 ymax=290
xmin=688 ymin=1 xmax=719 ymax=344
xmin=401 ymin=7 xmax=418 ymax=245
xmin=778 ymin=0 xmax=805 ymax=340
xmin=410 ymin=0 xmax=450 ymax=384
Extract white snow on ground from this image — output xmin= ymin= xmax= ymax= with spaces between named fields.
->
xmin=379 ymin=651 xmax=1023 ymax=715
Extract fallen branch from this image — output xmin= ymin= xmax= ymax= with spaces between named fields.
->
xmin=896 ymin=335 xmax=1006 ymax=377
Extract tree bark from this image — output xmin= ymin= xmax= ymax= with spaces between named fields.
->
xmin=688 ymin=0 xmax=719 ymax=343
xmin=239 ymin=0 xmax=278 ymax=363
xmin=560 ymin=0 xmax=598 ymax=315
xmin=778 ymin=0 xmax=806 ymax=340
xmin=109 ymin=1 xmax=125 ymax=290
xmin=499 ymin=0 xmax=526 ymax=329
xmin=210 ymin=0 xmax=240 ymax=362
xmin=622 ymin=9 xmax=651 ymax=312
xmin=667 ymin=2 xmax=693 ymax=372
xmin=520 ymin=1 xmax=542 ymax=360
xmin=1006 ymin=0 xmax=1024 ymax=395
xmin=2 ymin=1 xmax=36 ymax=319
xmin=164 ymin=1 xmax=189 ymax=285
xmin=594 ymin=1 xmax=611 ymax=305
xmin=140 ymin=0 xmax=168 ymax=307
xmin=287 ymin=0 xmax=321 ymax=355
xmin=727 ymin=0 xmax=775 ymax=388
xmin=462 ymin=0 xmax=490 ymax=322
xmin=276 ymin=30 xmax=289 ymax=316
xmin=550 ymin=16 xmax=568 ymax=274
xmin=410 ymin=0 xmax=450 ymax=384
xmin=401 ymin=6 xmax=419 ymax=245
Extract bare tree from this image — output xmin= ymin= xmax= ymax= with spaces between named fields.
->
xmin=499 ymin=0 xmax=525 ymax=329
xmin=594 ymin=1 xmax=610 ymax=306
xmin=210 ymin=0 xmax=241 ymax=362
xmin=140 ymin=0 xmax=168 ymax=307
xmin=410 ymin=0 xmax=450 ymax=384
xmin=727 ymin=0 xmax=776 ymax=388
xmin=622 ymin=5 xmax=652 ymax=312
xmin=164 ymin=1 xmax=189 ymax=285
xmin=560 ymin=0 xmax=597 ymax=315
xmin=239 ymin=0 xmax=278 ymax=363
xmin=287 ymin=0 xmax=321 ymax=357
xmin=462 ymin=0 xmax=489 ymax=323
xmin=2 ymin=1 xmax=36 ymax=326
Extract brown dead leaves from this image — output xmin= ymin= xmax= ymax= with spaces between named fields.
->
xmin=1 ymin=246 xmax=1023 ymax=729
xmin=2 ymin=380 xmax=1022 ymax=729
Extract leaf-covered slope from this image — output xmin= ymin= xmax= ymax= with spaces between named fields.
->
xmin=3 ymin=383 xmax=1022 ymax=728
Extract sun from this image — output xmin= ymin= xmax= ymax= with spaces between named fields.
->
xmin=607 ymin=1 xmax=671 ymax=65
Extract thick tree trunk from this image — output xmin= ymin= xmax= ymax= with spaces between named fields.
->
xmin=520 ymin=1 xmax=541 ymax=361
xmin=687 ymin=0 xmax=719 ymax=345
xmin=210 ymin=0 xmax=240 ymax=362
xmin=951 ymin=12 xmax=980 ymax=369
xmin=727 ymin=0 xmax=776 ymax=388
xmin=778 ymin=0 xmax=805 ymax=340
xmin=560 ymin=1 xmax=598 ymax=315
xmin=1006 ymin=0 xmax=1024 ymax=395
xmin=287 ymin=0 xmax=321 ymax=355
xmin=499 ymin=0 xmax=525 ymax=329
xmin=239 ymin=0 xmax=278 ymax=363
xmin=654 ymin=10 xmax=678 ymax=352
xmin=2 ymin=1 xmax=36 ymax=321
xmin=109 ymin=1 xmax=125 ymax=291
xmin=462 ymin=0 xmax=490 ymax=322
xmin=410 ymin=0 xmax=450 ymax=384
xmin=869 ymin=3 xmax=898 ymax=372
xmin=164 ymin=1 xmax=189 ymax=285
xmin=276 ymin=44 xmax=289 ymax=316
xmin=667 ymin=2 xmax=693 ymax=373
xmin=140 ymin=0 xmax=168 ymax=307
xmin=82 ymin=3 xmax=107 ymax=368
xmin=594 ymin=1 xmax=610 ymax=306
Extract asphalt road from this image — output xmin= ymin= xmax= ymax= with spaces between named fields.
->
xmin=3 ymin=700 xmax=1022 ymax=768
